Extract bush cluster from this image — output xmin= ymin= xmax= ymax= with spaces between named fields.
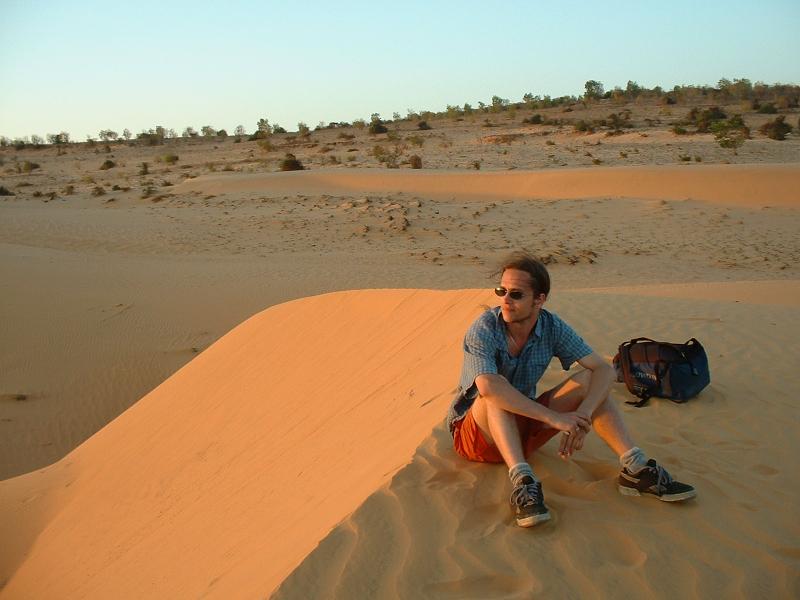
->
xmin=99 ymin=160 xmax=116 ymax=170
xmin=279 ymin=153 xmax=304 ymax=171
xmin=685 ymin=106 xmax=727 ymax=132
xmin=368 ymin=121 xmax=388 ymax=134
xmin=759 ymin=116 xmax=792 ymax=140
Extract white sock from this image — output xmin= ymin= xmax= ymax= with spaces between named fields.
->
xmin=508 ymin=462 xmax=537 ymax=486
xmin=620 ymin=447 xmax=649 ymax=473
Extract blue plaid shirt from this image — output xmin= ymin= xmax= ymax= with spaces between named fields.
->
xmin=446 ymin=307 xmax=592 ymax=435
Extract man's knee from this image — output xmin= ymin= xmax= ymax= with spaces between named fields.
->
xmin=550 ymin=369 xmax=593 ymax=411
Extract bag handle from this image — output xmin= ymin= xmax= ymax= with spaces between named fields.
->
xmin=626 ymin=337 xmax=701 ymax=376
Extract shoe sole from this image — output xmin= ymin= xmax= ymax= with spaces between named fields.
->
xmin=618 ymin=485 xmax=697 ymax=502
xmin=516 ymin=512 xmax=551 ymax=527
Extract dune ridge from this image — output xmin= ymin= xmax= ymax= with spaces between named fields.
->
xmin=174 ymin=164 xmax=800 ymax=207
xmin=3 ymin=283 xmax=799 ymax=598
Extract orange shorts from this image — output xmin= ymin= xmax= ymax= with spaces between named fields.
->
xmin=452 ymin=388 xmax=558 ymax=463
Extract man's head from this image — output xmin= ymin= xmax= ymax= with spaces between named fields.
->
xmin=495 ymin=251 xmax=550 ymax=325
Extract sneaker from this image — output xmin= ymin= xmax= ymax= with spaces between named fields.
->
xmin=618 ymin=459 xmax=696 ymax=502
xmin=510 ymin=476 xmax=550 ymax=527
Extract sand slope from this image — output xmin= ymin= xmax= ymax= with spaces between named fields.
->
xmin=274 ymin=286 xmax=800 ymax=599
xmin=0 ymin=289 xmax=488 ymax=598
xmin=3 ymin=284 xmax=799 ymax=598
xmin=174 ymin=164 xmax=800 ymax=207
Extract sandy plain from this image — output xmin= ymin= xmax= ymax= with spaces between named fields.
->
xmin=1 ymin=98 xmax=799 ymax=598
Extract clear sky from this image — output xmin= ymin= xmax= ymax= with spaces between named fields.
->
xmin=1 ymin=0 xmax=798 ymax=140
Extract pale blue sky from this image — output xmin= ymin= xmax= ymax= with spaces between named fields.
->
xmin=1 ymin=0 xmax=798 ymax=140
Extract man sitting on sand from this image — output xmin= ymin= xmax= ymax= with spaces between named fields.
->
xmin=446 ymin=251 xmax=696 ymax=527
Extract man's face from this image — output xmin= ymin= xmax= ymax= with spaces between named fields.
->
xmin=498 ymin=268 xmax=545 ymax=325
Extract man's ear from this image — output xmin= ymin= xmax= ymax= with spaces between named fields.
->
xmin=534 ymin=292 xmax=547 ymax=307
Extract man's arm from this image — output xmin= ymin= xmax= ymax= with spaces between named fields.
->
xmin=475 ymin=373 xmax=590 ymax=433
xmin=574 ymin=352 xmax=616 ymax=418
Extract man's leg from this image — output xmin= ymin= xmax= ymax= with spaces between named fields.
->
xmin=546 ymin=370 xmax=696 ymax=501
xmin=469 ymin=395 xmax=550 ymax=526
xmin=545 ymin=369 xmax=635 ymax=456
xmin=469 ymin=394 xmax=527 ymax=467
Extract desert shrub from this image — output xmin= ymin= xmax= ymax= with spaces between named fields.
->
xmin=139 ymin=162 xmax=149 ymax=175
xmin=91 ymin=186 xmax=106 ymax=196
xmin=0 ymin=186 xmax=14 ymax=196
xmin=523 ymin=114 xmax=543 ymax=124
xmin=279 ymin=153 xmax=304 ymax=171
xmin=137 ymin=132 xmax=163 ymax=146
xmin=757 ymin=103 xmax=777 ymax=114
xmin=99 ymin=160 xmax=116 ymax=170
xmin=257 ymin=138 xmax=274 ymax=152
xmin=141 ymin=185 xmax=154 ymax=199
xmin=545 ymin=139 xmax=555 ymax=146
xmin=592 ymin=158 xmax=602 ymax=165
xmin=407 ymin=135 xmax=424 ymax=147
xmin=619 ymin=151 xmax=628 ymax=158
xmin=273 ymin=124 xmax=287 ymax=134
xmin=386 ymin=130 xmax=399 ymax=141
xmin=62 ymin=184 xmax=74 ymax=195
xmin=574 ymin=120 xmax=594 ymax=133
xmin=372 ymin=145 xmax=386 ymax=159
xmin=678 ymin=154 xmax=691 ymax=162
xmin=672 ymin=125 xmax=689 ymax=135
xmin=222 ymin=164 xmax=234 ymax=172
xmin=338 ymin=132 xmax=355 ymax=140
xmin=686 ymin=106 xmax=726 ymax=132
xmin=163 ymin=154 xmax=179 ymax=165
xmin=217 ymin=129 xmax=228 ymax=138
xmin=710 ymin=115 xmax=750 ymax=154
xmin=352 ymin=119 xmax=366 ymax=130
xmin=759 ymin=116 xmax=792 ymax=140
xmin=21 ymin=160 xmax=40 ymax=173
xmin=694 ymin=156 xmax=702 ymax=162
xmin=471 ymin=160 xmax=481 ymax=170
xmin=409 ymin=154 xmax=422 ymax=169
xmin=234 ymin=137 xmax=242 ymax=143
xmin=417 ymin=121 xmax=431 ymax=130
xmin=297 ymin=122 xmax=310 ymax=136
xmin=33 ymin=190 xmax=43 ymax=197
xmin=368 ymin=121 xmax=388 ymax=134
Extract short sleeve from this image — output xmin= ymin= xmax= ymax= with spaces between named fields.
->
xmin=552 ymin=315 xmax=593 ymax=370
xmin=459 ymin=320 xmax=499 ymax=393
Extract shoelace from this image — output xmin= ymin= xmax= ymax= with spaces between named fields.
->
xmin=511 ymin=482 xmax=541 ymax=507
xmin=652 ymin=464 xmax=674 ymax=491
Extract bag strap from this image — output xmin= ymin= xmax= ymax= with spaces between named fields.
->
xmin=619 ymin=340 xmax=651 ymax=407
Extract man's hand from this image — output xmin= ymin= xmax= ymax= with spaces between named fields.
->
xmin=559 ymin=427 xmax=587 ymax=459
xmin=548 ymin=411 xmax=591 ymax=435
xmin=548 ymin=411 xmax=591 ymax=460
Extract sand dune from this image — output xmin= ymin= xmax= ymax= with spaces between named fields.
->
xmin=3 ymin=283 xmax=799 ymax=598
xmin=174 ymin=164 xmax=800 ymax=207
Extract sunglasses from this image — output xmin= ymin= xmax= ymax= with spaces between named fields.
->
xmin=494 ymin=287 xmax=527 ymax=300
